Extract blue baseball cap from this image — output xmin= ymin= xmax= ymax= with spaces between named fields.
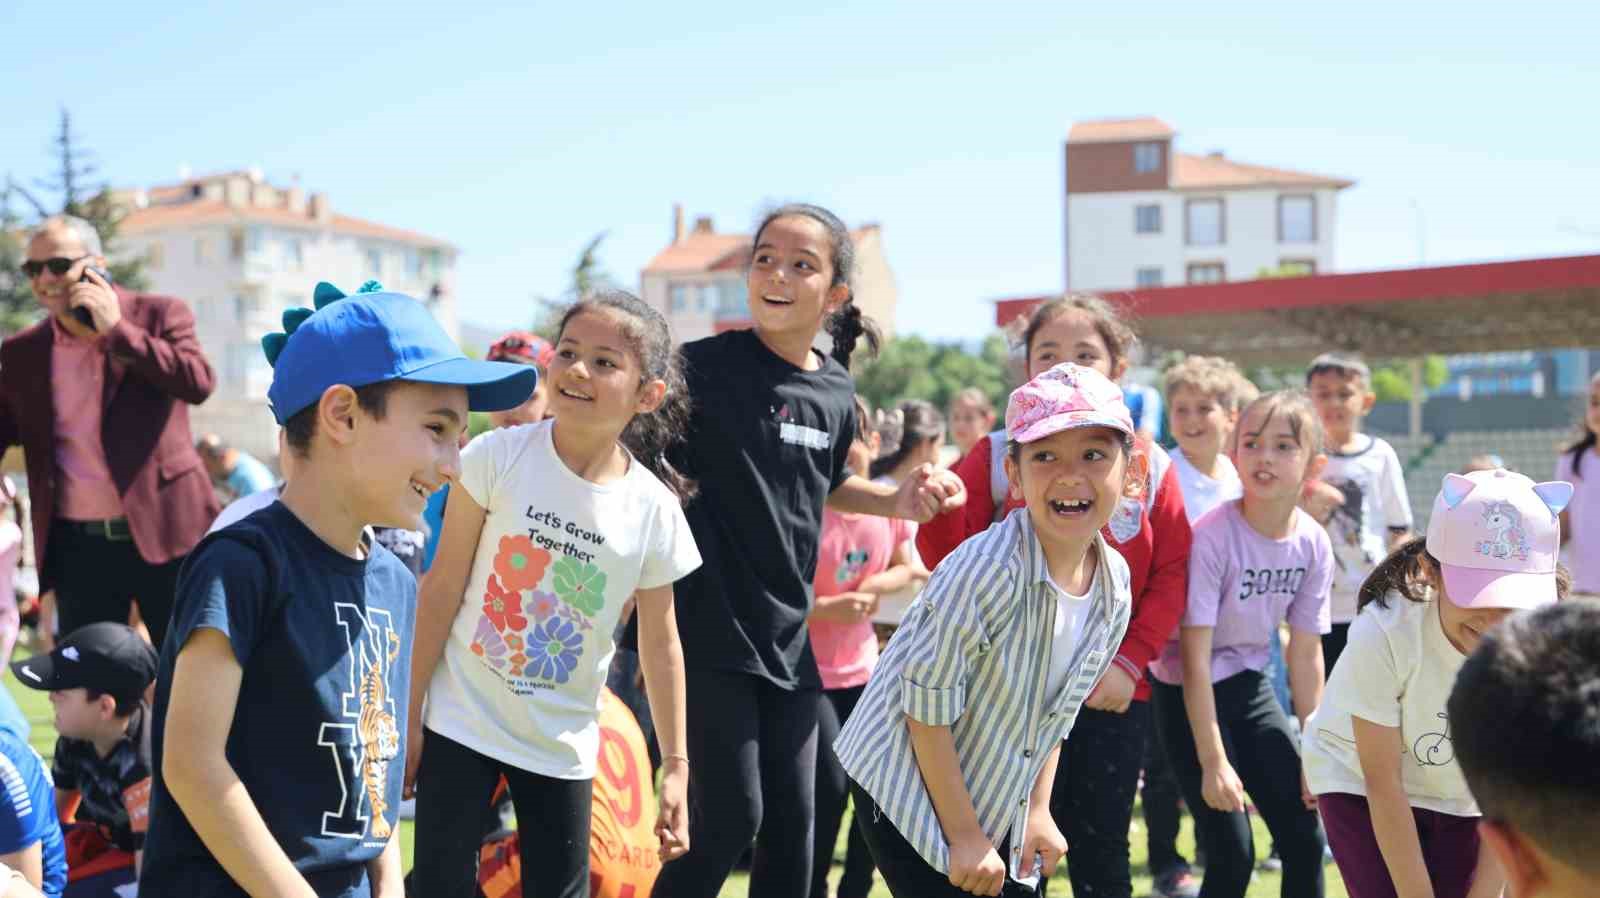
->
xmin=264 ymin=281 xmax=537 ymax=425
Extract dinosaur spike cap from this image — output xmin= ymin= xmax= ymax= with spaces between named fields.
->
xmin=1425 ymin=468 xmax=1573 ymax=610
xmin=263 ymin=280 xmax=537 ymax=424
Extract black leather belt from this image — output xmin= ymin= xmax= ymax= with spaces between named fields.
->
xmin=62 ymin=518 xmax=132 ymax=541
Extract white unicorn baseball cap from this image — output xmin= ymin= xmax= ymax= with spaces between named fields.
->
xmin=1425 ymin=468 xmax=1572 ymax=610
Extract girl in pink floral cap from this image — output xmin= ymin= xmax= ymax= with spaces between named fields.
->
xmin=835 ymin=362 xmax=1145 ymax=897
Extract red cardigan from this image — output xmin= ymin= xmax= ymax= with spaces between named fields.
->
xmin=917 ymin=432 xmax=1192 ymax=702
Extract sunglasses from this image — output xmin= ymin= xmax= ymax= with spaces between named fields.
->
xmin=20 ymin=255 xmax=90 ymax=279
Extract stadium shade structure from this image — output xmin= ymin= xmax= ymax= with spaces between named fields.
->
xmin=993 ymin=254 xmax=1600 ymax=366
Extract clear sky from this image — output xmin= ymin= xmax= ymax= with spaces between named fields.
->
xmin=3 ymin=1 xmax=1596 ymax=342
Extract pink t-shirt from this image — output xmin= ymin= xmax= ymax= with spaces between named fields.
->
xmin=1555 ymin=449 xmax=1600 ymax=594
xmin=51 ymin=321 xmax=125 ymax=520
xmin=809 ymin=509 xmax=908 ymax=690
xmin=1150 ymin=500 xmax=1333 ymax=685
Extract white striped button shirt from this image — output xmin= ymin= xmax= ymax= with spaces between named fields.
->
xmin=835 ymin=508 xmax=1132 ymax=879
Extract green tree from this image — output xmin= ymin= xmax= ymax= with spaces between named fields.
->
xmin=1 ymin=109 xmax=147 ymax=336
xmin=530 ymin=230 xmax=612 ymax=339
xmin=855 ymin=334 xmax=1011 ymax=415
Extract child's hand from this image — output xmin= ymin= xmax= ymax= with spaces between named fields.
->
xmin=813 ymin=592 xmax=876 ymax=623
xmin=655 ymin=762 xmax=690 ymax=862
xmin=1083 ymin=664 xmax=1138 ymax=713
xmin=896 ymin=465 xmax=967 ymax=523
xmin=402 ymin=716 xmax=424 ymax=800
xmin=947 ymin=831 xmax=1006 ymax=896
xmin=1020 ymin=806 xmax=1068 ymax=878
xmin=1201 ymin=758 xmax=1247 ymax=813
xmin=1300 ymin=478 xmax=1343 ymax=524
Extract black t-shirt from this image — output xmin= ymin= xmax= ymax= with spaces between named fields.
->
xmin=142 ymin=502 xmax=415 ymax=898
xmin=657 ymin=329 xmax=856 ymax=689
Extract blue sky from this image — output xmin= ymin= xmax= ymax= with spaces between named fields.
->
xmin=3 ymin=2 xmax=1596 ymax=342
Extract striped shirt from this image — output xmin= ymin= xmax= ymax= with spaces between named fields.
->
xmin=835 ymin=508 xmax=1131 ymax=881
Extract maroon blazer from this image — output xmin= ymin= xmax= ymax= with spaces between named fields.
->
xmin=0 ymin=287 xmax=221 ymax=589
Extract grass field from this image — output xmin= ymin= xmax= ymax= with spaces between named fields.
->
xmin=5 ymin=659 xmax=1348 ymax=897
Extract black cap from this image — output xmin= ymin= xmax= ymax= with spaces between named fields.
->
xmin=10 ymin=623 xmax=158 ymax=695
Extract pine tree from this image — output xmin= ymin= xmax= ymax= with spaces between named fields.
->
xmin=0 ymin=109 xmax=148 ymax=335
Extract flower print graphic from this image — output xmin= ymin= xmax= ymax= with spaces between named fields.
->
xmin=482 ymin=575 xmax=528 ymax=633
xmin=493 ymin=535 xmax=551 ymax=592
xmin=528 ymin=591 xmax=559 ymax=623
xmin=469 ymin=616 xmax=509 ymax=671
xmin=552 ymin=556 xmax=607 ymax=616
xmin=527 ymin=616 xmax=585 ymax=684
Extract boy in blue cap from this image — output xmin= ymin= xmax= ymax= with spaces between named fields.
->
xmin=140 ymin=282 xmax=537 ymax=898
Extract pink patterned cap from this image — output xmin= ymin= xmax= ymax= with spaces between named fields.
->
xmin=1424 ymin=468 xmax=1573 ymax=610
xmin=1005 ymin=363 xmax=1135 ymax=445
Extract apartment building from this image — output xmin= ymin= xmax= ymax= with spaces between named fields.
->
xmin=113 ymin=169 xmax=458 ymax=463
xmin=1065 ymin=117 xmax=1353 ymax=290
xmin=641 ymin=206 xmax=899 ymax=344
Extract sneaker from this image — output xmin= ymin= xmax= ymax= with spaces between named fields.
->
xmin=1153 ymin=865 xmax=1201 ymax=898
xmin=1257 ymin=847 xmax=1283 ymax=873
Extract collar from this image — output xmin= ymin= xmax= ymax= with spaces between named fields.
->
xmin=1017 ymin=510 xmax=1120 ymax=623
xmin=49 ymin=314 xmax=105 ymax=348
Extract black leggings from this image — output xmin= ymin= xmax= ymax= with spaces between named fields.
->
xmin=1152 ymin=673 xmax=1325 ymax=898
xmin=1044 ymin=704 xmax=1149 ymax=898
xmin=850 ymin=781 xmax=1036 ymax=898
xmin=653 ymin=669 xmax=819 ymax=898
xmin=1321 ymin=622 xmax=1351 ymax=675
xmin=813 ymin=685 xmax=876 ymax=898
xmin=411 ymin=728 xmax=592 ymax=898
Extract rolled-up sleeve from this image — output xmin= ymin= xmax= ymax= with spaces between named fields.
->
xmin=898 ymin=552 xmax=1007 ymax=726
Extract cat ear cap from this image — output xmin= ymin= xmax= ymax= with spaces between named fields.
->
xmin=1425 ymin=468 xmax=1573 ymax=610
xmin=261 ymin=280 xmax=537 ymax=425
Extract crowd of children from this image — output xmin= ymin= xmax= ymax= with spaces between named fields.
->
xmin=0 ymin=201 xmax=1593 ymax=898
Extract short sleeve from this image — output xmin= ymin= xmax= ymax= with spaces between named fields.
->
xmin=639 ymin=491 xmax=703 ymax=590
xmin=1379 ymin=443 xmax=1413 ymax=530
xmin=457 ymin=427 xmax=507 ymax=511
xmin=48 ymin=747 xmax=74 ymax=792
xmin=1327 ymin=608 xmax=1403 ymax=727
xmin=1288 ymin=527 xmax=1335 ymax=635
xmin=0 ymin=752 xmax=41 ymax=854
xmin=1182 ymin=524 xmax=1228 ymax=628
xmin=830 ymin=396 xmax=857 ymax=491
xmin=168 ymin=537 xmax=275 ymax=670
xmin=897 ymin=551 xmax=1010 ymax=726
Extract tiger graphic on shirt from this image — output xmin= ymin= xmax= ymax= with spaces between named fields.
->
xmin=320 ymin=603 xmax=403 ymax=843
xmin=357 ymin=629 xmax=402 ymax=839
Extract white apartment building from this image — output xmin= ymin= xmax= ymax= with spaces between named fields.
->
xmin=113 ymin=170 xmax=458 ymax=464
xmin=1065 ymin=118 xmax=1353 ymax=291
xmin=641 ymin=207 xmax=899 ymax=345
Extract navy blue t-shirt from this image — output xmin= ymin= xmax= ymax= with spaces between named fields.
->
xmin=0 ymin=732 xmax=66 ymax=897
xmin=142 ymin=502 xmax=416 ymax=898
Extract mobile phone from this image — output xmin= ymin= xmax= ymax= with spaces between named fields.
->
xmin=73 ymin=266 xmax=111 ymax=328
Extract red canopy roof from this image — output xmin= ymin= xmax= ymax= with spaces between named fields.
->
xmin=993 ymin=255 xmax=1600 ymax=364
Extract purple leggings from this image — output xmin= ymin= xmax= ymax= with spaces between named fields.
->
xmin=1318 ymin=792 xmax=1480 ymax=898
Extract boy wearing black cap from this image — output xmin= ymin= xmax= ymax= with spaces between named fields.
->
xmin=11 ymin=622 xmax=156 ymax=895
xmin=139 ymin=281 xmax=537 ymax=898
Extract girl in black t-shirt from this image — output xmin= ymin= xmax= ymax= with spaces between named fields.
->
xmin=651 ymin=205 xmax=965 ymax=898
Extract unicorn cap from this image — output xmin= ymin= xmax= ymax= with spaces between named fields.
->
xmin=1425 ymin=468 xmax=1572 ymax=610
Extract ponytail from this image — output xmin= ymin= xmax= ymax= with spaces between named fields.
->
xmin=826 ymin=301 xmax=881 ymax=368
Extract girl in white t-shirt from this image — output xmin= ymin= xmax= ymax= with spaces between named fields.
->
xmin=405 ymin=290 xmax=702 ymax=898
xmin=1303 ymin=468 xmax=1573 ymax=898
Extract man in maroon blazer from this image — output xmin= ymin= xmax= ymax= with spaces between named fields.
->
xmin=1 ymin=216 xmax=219 ymax=651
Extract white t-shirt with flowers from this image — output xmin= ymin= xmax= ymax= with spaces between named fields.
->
xmin=423 ymin=420 xmax=701 ymax=778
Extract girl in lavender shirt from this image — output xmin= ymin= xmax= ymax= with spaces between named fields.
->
xmin=1149 ymin=391 xmax=1334 ymax=898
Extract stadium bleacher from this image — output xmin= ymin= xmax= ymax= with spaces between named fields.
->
xmin=1378 ymin=427 xmax=1573 ymax=530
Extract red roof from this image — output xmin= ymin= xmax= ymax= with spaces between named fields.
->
xmin=1173 ymin=153 xmax=1354 ymax=191
xmin=119 ymin=200 xmax=452 ymax=248
xmin=994 ymin=255 xmax=1600 ymax=363
xmin=1067 ymin=117 xmax=1175 ymax=144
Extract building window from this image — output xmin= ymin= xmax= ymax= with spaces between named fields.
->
xmin=229 ymin=228 xmax=246 ymax=261
xmin=1278 ymin=195 xmax=1316 ymax=242
xmin=366 ymin=248 xmax=383 ymax=277
xmin=717 ymin=280 xmax=745 ymax=314
xmin=1135 ymin=267 xmax=1164 ymax=288
xmin=1133 ymin=142 xmax=1162 ymax=174
xmin=145 ymin=243 xmax=164 ymax=270
xmin=1186 ymin=199 xmax=1224 ymax=246
xmin=1278 ymin=259 xmax=1317 ymax=276
xmin=407 ymin=250 xmax=423 ymax=278
xmin=1187 ymin=263 xmax=1225 ymax=285
xmin=669 ymin=284 xmax=690 ymax=313
xmin=195 ymin=237 xmax=211 ymax=264
xmin=1135 ymin=205 xmax=1162 ymax=234
xmin=288 ymin=239 xmax=304 ymax=270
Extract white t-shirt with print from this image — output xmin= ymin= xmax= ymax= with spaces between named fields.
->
xmin=1301 ymin=591 xmax=1478 ymax=816
xmin=1169 ymin=448 xmax=1242 ymax=525
xmin=1321 ymin=435 xmax=1413 ymax=623
xmin=424 ymin=420 xmax=702 ymax=779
